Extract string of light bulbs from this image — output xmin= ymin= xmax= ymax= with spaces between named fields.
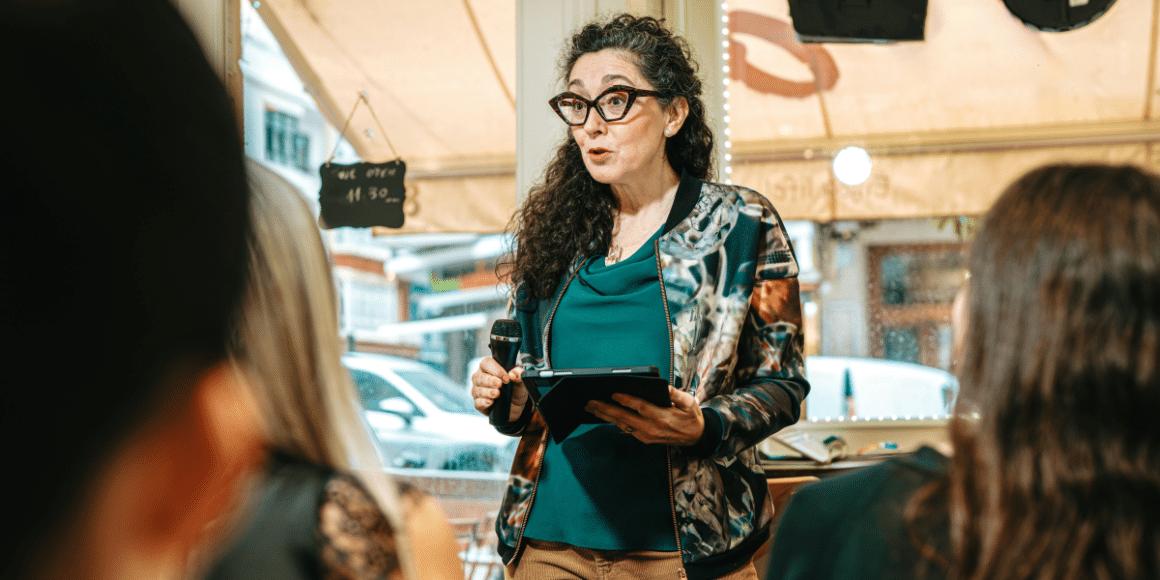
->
xmin=721 ymin=2 xmax=732 ymax=184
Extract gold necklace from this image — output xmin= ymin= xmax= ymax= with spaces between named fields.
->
xmin=607 ymin=207 xmax=668 ymax=264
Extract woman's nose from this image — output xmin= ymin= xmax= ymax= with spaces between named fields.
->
xmin=582 ymin=109 xmax=606 ymax=137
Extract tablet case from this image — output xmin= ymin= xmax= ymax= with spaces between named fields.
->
xmin=522 ymin=366 xmax=670 ymax=443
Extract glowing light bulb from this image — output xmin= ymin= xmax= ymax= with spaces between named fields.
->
xmin=832 ymin=146 xmax=872 ymax=186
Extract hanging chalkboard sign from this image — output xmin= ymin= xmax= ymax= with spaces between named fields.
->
xmin=318 ymin=160 xmax=406 ymax=228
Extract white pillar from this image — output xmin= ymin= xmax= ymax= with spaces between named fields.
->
xmin=172 ymin=0 xmax=244 ymax=125
xmin=664 ymin=0 xmax=728 ymax=181
xmin=517 ymin=0 xmax=616 ymax=203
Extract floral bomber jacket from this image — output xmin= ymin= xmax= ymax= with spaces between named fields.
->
xmin=493 ymin=172 xmax=809 ymax=580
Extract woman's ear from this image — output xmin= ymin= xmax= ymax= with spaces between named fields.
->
xmin=665 ymin=96 xmax=690 ymax=137
xmin=178 ymin=362 xmax=266 ymax=549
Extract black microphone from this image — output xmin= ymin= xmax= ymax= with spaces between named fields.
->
xmin=488 ymin=319 xmax=522 ymax=426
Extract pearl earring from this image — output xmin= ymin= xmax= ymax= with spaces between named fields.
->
xmin=664 ymin=129 xmax=671 ymax=137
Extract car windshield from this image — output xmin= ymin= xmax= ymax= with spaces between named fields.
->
xmin=395 ymin=368 xmax=477 ymax=414
xmin=349 ymin=368 xmax=404 ymax=411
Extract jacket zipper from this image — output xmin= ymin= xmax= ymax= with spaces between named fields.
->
xmin=510 ymin=263 xmax=582 ymax=561
xmin=655 ymin=240 xmax=687 ymax=579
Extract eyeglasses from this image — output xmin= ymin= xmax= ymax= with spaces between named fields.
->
xmin=549 ymin=85 xmax=665 ymax=126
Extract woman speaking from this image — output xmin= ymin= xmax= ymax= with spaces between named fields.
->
xmin=471 ymin=14 xmax=808 ymax=580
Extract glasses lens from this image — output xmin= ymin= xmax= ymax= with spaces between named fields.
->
xmin=555 ymin=96 xmax=588 ymax=125
xmin=597 ymin=90 xmax=631 ymax=120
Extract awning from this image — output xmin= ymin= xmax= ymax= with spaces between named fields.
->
xmin=255 ymin=0 xmax=516 ymax=234
xmin=727 ymin=0 xmax=1160 ymax=219
xmin=255 ymin=0 xmax=1160 ymax=227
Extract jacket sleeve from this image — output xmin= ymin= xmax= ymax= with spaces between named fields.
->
xmin=697 ymin=197 xmax=809 ymax=458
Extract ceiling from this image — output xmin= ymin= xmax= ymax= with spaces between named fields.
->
xmin=257 ymin=0 xmax=1160 ymax=230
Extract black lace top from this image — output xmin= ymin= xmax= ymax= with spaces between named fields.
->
xmin=206 ymin=452 xmax=405 ymax=580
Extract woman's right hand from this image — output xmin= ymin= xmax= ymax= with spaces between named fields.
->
xmin=470 ymin=357 xmax=528 ymax=423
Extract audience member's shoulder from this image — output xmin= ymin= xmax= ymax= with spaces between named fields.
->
xmin=319 ymin=473 xmax=403 ymax=580
xmin=789 ymin=446 xmax=948 ymax=518
xmin=766 ymin=447 xmax=950 ymax=580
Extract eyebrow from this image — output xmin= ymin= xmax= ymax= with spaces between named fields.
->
xmin=568 ymin=73 xmax=637 ymax=93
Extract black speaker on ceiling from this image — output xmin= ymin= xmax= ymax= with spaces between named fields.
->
xmin=1003 ymin=0 xmax=1117 ymax=32
xmin=786 ymin=0 xmax=928 ymax=44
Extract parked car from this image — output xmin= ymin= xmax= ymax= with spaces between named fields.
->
xmin=803 ymin=356 xmax=958 ymax=420
xmin=343 ymin=352 xmax=517 ymax=472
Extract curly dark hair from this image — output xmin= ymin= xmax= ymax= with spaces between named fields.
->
xmin=499 ymin=14 xmax=716 ymax=302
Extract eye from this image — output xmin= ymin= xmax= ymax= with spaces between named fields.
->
xmin=558 ymin=98 xmax=583 ymax=112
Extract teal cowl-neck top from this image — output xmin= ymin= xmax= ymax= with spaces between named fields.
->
xmin=522 ymin=226 xmax=677 ymax=551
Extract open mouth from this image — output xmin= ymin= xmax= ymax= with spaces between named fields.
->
xmin=588 ymin=148 xmax=611 ymax=161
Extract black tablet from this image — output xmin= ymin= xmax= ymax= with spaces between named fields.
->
xmin=522 ymin=365 xmax=670 ymax=442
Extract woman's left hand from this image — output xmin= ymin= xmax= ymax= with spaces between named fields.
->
xmin=585 ymin=386 xmax=704 ymax=446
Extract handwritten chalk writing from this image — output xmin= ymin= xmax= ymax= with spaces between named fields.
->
xmin=334 ymin=168 xmax=358 ymax=180
xmin=343 ymin=187 xmax=402 ymax=204
xmin=365 ymin=166 xmax=398 ymax=179
xmin=368 ymin=186 xmax=394 ymax=200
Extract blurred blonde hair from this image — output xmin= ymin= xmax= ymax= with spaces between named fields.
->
xmin=230 ymin=161 xmax=414 ymax=577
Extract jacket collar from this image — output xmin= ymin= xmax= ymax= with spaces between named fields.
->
xmin=662 ymin=168 xmax=701 ymax=235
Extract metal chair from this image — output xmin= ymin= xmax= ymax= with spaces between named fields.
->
xmin=450 ymin=510 xmax=504 ymax=580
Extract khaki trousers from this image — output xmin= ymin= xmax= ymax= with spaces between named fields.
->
xmin=506 ymin=538 xmax=759 ymax=580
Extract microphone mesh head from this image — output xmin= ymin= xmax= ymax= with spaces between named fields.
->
xmin=491 ymin=319 xmax=521 ymax=338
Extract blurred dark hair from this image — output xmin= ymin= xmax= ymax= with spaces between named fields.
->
xmin=501 ymin=14 xmax=715 ymax=301
xmin=0 ymin=0 xmax=250 ymax=576
xmin=910 ymin=163 xmax=1160 ymax=580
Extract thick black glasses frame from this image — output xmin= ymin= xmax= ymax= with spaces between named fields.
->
xmin=548 ymin=85 xmax=665 ymax=126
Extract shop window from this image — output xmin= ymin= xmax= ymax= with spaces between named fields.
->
xmin=868 ymin=244 xmax=967 ymax=369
